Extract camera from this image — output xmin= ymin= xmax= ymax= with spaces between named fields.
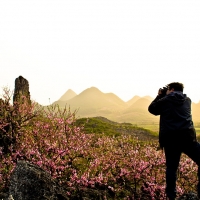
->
xmin=159 ymin=86 xmax=168 ymax=97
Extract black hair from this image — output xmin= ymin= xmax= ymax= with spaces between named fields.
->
xmin=167 ymin=82 xmax=184 ymax=92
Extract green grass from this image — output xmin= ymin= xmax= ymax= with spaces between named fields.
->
xmin=75 ymin=116 xmax=158 ymax=140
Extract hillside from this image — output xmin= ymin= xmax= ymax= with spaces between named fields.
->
xmin=75 ymin=116 xmax=200 ymax=143
xmin=117 ymin=97 xmax=159 ymax=125
xmin=126 ymin=95 xmax=140 ymax=106
xmin=75 ymin=116 xmax=158 ymax=141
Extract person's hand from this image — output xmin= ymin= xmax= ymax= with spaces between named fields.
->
xmin=158 ymin=88 xmax=162 ymax=95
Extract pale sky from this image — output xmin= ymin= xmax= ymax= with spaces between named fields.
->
xmin=0 ymin=0 xmax=200 ymax=105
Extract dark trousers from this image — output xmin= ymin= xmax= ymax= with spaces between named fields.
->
xmin=163 ymin=129 xmax=200 ymax=198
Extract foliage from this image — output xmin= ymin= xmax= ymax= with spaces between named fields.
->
xmin=0 ymin=88 xmax=198 ymax=199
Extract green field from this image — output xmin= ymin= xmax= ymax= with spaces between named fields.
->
xmin=139 ymin=124 xmax=200 ymax=135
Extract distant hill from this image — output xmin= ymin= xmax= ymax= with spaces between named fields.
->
xmin=58 ymin=89 xmax=77 ymax=101
xmin=118 ymin=97 xmax=159 ymax=125
xmin=126 ymin=95 xmax=141 ymax=106
xmin=126 ymin=97 xmax=151 ymax=111
xmin=52 ymin=87 xmax=200 ymax=127
xmin=143 ymin=96 xmax=153 ymax=101
xmin=53 ymin=87 xmax=127 ymax=117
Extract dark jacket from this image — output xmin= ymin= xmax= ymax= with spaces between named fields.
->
xmin=148 ymin=91 xmax=195 ymax=147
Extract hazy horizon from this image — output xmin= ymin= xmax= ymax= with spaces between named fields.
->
xmin=1 ymin=0 xmax=200 ymax=105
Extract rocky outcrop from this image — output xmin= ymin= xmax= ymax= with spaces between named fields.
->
xmin=8 ymin=161 xmax=69 ymax=200
xmin=13 ymin=76 xmax=31 ymax=104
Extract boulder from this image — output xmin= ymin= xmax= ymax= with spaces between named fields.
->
xmin=8 ymin=160 xmax=69 ymax=200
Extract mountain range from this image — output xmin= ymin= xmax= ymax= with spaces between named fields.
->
xmin=52 ymin=87 xmax=200 ymax=128
xmin=53 ymin=87 xmax=200 ymax=125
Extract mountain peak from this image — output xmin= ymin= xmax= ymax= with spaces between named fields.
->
xmin=143 ymin=95 xmax=153 ymax=101
xmin=126 ymin=95 xmax=141 ymax=106
xmin=59 ymin=89 xmax=77 ymax=101
xmin=79 ymin=87 xmax=103 ymax=96
xmin=86 ymin=86 xmax=101 ymax=91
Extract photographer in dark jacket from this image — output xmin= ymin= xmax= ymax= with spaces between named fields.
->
xmin=148 ymin=82 xmax=200 ymax=200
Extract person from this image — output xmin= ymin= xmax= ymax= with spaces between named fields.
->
xmin=148 ymin=82 xmax=200 ymax=200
